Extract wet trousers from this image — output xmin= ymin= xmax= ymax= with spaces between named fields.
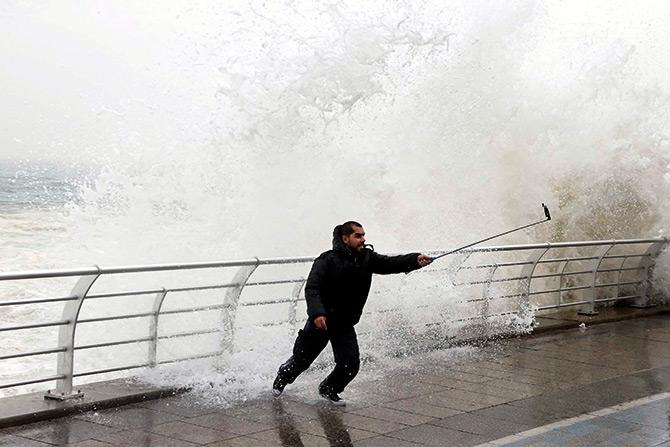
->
xmin=276 ymin=320 xmax=360 ymax=394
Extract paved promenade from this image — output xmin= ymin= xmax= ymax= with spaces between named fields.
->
xmin=4 ymin=314 xmax=670 ymax=446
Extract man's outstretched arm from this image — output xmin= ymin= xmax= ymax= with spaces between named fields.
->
xmin=370 ymin=251 xmax=432 ymax=274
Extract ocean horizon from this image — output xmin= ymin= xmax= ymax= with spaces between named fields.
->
xmin=0 ymin=159 xmax=83 ymax=213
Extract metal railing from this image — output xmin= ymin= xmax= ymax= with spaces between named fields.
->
xmin=0 ymin=237 xmax=666 ymax=399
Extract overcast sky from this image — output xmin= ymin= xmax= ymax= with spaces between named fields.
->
xmin=0 ymin=1 xmax=222 ymax=164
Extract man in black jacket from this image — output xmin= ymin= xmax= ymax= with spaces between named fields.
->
xmin=272 ymin=221 xmax=432 ymax=404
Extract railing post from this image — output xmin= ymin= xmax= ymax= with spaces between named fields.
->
xmin=288 ymin=280 xmax=306 ymax=336
xmin=148 ymin=288 xmax=168 ymax=367
xmin=221 ymin=259 xmax=259 ymax=353
xmin=449 ymin=252 xmax=473 ymax=286
xmin=615 ymin=256 xmax=630 ymax=301
xmin=518 ymin=247 xmax=550 ymax=321
xmin=45 ymin=269 xmax=100 ymax=400
xmin=555 ymin=259 xmax=570 ymax=307
xmin=631 ymin=241 xmax=667 ymax=308
xmin=578 ymin=245 xmax=614 ymax=316
xmin=480 ymin=264 xmax=498 ymax=336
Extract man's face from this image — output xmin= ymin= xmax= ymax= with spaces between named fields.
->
xmin=342 ymin=226 xmax=366 ymax=252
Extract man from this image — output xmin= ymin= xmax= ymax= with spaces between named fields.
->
xmin=272 ymin=221 xmax=432 ymax=405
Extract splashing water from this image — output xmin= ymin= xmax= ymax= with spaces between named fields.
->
xmin=2 ymin=0 xmax=670 ymax=401
xmin=30 ymin=0 xmax=668 ymax=264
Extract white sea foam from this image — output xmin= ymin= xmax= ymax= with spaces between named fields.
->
xmin=2 ymin=0 xmax=670 ymax=400
xmin=26 ymin=0 xmax=668 ymax=267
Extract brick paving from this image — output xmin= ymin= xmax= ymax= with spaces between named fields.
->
xmin=4 ymin=314 xmax=670 ymax=446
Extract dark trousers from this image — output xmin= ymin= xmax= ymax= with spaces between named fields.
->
xmin=277 ymin=320 xmax=360 ymax=394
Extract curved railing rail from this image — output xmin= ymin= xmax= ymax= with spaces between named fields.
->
xmin=0 ymin=237 xmax=666 ymax=399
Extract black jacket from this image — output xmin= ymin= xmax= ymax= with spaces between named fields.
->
xmin=305 ymin=226 xmax=421 ymax=328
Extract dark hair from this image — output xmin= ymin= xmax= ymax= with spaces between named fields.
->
xmin=340 ymin=221 xmax=363 ymax=236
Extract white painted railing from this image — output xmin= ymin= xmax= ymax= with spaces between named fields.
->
xmin=0 ymin=238 xmax=666 ymax=398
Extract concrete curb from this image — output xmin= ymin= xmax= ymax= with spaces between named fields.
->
xmin=0 ymin=379 xmax=187 ymax=429
xmin=532 ymin=304 xmax=670 ymax=335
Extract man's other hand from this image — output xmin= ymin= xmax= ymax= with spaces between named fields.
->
xmin=314 ymin=316 xmax=328 ymax=331
xmin=417 ymin=254 xmax=432 ymax=268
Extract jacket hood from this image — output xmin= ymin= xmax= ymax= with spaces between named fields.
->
xmin=332 ymin=225 xmax=347 ymax=252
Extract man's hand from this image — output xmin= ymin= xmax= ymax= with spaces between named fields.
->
xmin=314 ymin=316 xmax=328 ymax=331
xmin=417 ymin=254 xmax=432 ymax=268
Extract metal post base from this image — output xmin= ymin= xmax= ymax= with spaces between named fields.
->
xmin=44 ymin=390 xmax=84 ymax=401
xmin=630 ymin=303 xmax=657 ymax=309
xmin=578 ymin=310 xmax=599 ymax=316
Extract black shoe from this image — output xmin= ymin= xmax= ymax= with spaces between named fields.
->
xmin=272 ymin=376 xmax=285 ymax=397
xmin=319 ymin=387 xmax=346 ymax=406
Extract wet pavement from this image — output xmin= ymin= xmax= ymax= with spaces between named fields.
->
xmin=4 ymin=314 xmax=670 ymax=446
